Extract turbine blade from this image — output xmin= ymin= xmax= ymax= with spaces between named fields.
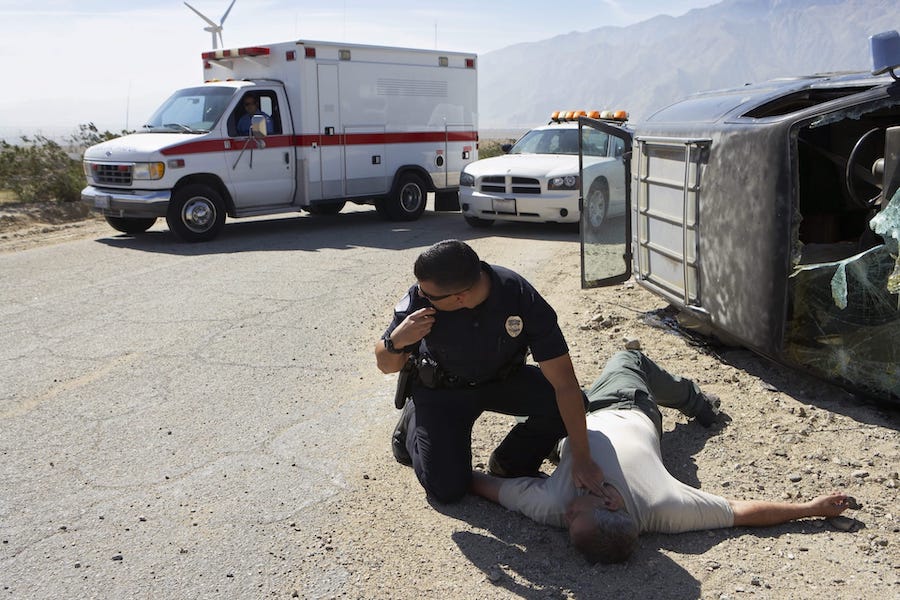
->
xmin=220 ymin=0 xmax=237 ymax=25
xmin=184 ymin=1 xmax=218 ymax=28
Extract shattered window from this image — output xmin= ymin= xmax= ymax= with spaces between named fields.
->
xmin=786 ymin=187 xmax=900 ymax=399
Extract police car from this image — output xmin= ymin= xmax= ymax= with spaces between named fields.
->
xmin=459 ymin=110 xmax=630 ymax=228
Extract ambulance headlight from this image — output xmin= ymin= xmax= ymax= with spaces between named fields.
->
xmin=460 ymin=171 xmax=475 ymax=187
xmin=132 ymin=162 xmax=166 ymax=180
xmin=548 ymin=175 xmax=578 ymax=190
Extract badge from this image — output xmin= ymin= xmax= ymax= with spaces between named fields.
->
xmin=505 ymin=315 xmax=523 ymax=337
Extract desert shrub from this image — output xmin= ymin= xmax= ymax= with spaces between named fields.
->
xmin=0 ymin=123 xmax=129 ymax=204
xmin=478 ymin=138 xmax=517 ymax=159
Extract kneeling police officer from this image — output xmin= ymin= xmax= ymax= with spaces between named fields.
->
xmin=375 ymin=239 xmax=606 ymax=504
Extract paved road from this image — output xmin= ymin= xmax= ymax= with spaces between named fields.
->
xmin=0 ymin=206 xmax=579 ymax=598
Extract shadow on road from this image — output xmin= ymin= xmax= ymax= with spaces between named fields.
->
xmin=94 ymin=209 xmax=581 ymax=256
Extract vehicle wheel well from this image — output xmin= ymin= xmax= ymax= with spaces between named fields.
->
xmin=174 ymin=174 xmax=235 ymax=216
xmin=390 ymin=166 xmax=434 ymax=193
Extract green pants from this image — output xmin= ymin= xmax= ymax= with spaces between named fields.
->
xmin=584 ymin=350 xmax=708 ymax=437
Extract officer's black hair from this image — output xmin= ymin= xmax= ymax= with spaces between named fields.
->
xmin=414 ymin=239 xmax=481 ymax=290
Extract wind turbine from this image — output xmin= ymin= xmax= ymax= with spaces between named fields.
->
xmin=184 ymin=0 xmax=237 ymax=49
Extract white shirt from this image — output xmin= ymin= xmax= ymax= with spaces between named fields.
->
xmin=498 ymin=409 xmax=733 ymax=533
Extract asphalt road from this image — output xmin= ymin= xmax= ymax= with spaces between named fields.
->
xmin=0 ymin=205 xmax=580 ymax=598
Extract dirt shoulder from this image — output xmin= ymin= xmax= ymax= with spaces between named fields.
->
xmin=0 ymin=201 xmax=108 ymax=253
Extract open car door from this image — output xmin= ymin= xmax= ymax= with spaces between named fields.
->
xmin=578 ymin=116 xmax=633 ymax=288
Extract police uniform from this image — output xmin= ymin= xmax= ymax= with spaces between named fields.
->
xmin=383 ymin=262 xmax=576 ymax=503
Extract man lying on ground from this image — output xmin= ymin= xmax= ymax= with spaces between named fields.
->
xmin=470 ymin=350 xmax=857 ymax=564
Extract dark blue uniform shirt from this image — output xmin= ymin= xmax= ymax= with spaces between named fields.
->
xmin=384 ymin=263 xmax=569 ymax=383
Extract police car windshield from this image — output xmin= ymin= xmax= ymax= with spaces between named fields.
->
xmin=509 ymin=127 xmax=609 ymax=157
xmin=143 ymin=86 xmax=234 ymax=133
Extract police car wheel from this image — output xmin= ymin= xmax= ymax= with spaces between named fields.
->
xmin=386 ymin=174 xmax=427 ymax=221
xmin=104 ymin=216 xmax=157 ymax=234
xmin=166 ymin=184 xmax=226 ymax=243
xmin=587 ymin=179 xmax=609 ymax=229
xmin=464 ymin=215 xmax=494 ymax=228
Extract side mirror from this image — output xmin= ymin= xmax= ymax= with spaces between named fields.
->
xmin=501 ymin=143 xmax=512 ymax=154
xmin=251 ymin=114 xmax=268 ymax=138
xmin=871 ymin=30 xmax=900 ymax=79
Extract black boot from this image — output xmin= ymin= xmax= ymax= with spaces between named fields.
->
xmin=693 ymin=392 xmax=721 ymax=427
xmin=391 ymin=400 xmax=414 ymax=466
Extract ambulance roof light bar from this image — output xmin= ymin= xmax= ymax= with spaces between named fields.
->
xmin=202 ymin=46 xmax=271 ymax=61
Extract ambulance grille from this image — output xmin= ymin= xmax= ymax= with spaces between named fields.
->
xmin=92 ymin=164 xmax=133 ymax=185
xmin=478 ymin=176 xmax=541 ymax=195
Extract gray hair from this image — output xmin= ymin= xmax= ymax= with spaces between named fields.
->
xmin=571 ymin=508 xmax=639 ymax=564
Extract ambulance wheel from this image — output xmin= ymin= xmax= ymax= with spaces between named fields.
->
xmin=586 ymin=179 xmax=609 ymax=229
xmin=464 ymin=215 xmax=494 ymax=228
xmin=306 ymin=201 xmax=346 ymax=215
xmin=166 ymin=184 xmax=226 ymax=242
xmin=386 ymin=174 xmax=427 ymax=221
xmin=104 ymin=215 xmax=156 ymax=234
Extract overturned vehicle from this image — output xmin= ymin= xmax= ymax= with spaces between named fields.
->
xmin=579 ymin=31 xmax=900 ymax=403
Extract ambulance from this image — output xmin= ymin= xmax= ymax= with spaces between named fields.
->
xmin=81 ymin=40 xmax=478 ymax=242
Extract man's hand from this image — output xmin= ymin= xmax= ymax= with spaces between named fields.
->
xmin=806 ymin=492 xmax=856 ymax=517
xmin=570 ymin=453 xmax=608 ymax=499
xmin=375 ymin=307 xmax=436 ymax=373
xmin=390 ymin=307 xmax=437 ymax=348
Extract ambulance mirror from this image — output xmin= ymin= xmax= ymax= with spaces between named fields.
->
xmin=251 ymin=114 xmax=268 ymax=138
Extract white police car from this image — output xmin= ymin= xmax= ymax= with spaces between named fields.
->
xmin=460 ymin=111 xmax=630 ymax=228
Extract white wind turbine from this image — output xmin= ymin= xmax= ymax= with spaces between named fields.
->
xmin=184 ymin=0 xmax=237 ymax=49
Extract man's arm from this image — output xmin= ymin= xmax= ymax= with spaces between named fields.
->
xmin=470 ymin=471 xmax=503 ymax=503
xmin=729 ymin=493 xmax=853 ymax=527
xmin=375 ymin=306 xmax=437 ymax=374
xmin=538 ymin=354 xmax=606 ymax=497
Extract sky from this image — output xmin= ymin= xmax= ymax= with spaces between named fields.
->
xmin=0 ymin=0 xmax=720 ymax=139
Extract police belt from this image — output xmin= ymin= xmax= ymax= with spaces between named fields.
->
xmin=415 ymin=353 xmax=525 ymax=390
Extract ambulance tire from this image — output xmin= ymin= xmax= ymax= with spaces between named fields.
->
xmin=386 ymin=174 xmax=427 ymax=221
xmin=167 ymin=184 xmax=226 ymax=243
xmin=306 ymin=201 xmax=345 ymax=216
xmin=104 ymin=215 xmax=157 ymax=234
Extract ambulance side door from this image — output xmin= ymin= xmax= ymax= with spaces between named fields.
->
xmin=226 ymin=87 xmax=295 ymax=211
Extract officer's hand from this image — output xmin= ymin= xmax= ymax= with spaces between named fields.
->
xmin=391 ymin=307 xmax=437 ymax=347
xmin=571 ymin=455 xmax=608 ymax=499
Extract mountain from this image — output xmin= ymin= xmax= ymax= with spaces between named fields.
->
xmin=478 ymin=0 xmax=900 ymax=129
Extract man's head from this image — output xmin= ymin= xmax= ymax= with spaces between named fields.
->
xmin=413 ymin=240 xmax=483 ymax=310
xmin=243 ymin=95 xmax=259 ymax=114
xmin=565 ymin=484 xmax=639 ymax=564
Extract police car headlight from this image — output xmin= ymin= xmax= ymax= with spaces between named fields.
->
xmin=548 ymin=175 xmax=578 ymax=190
xmin=460 ymin=172 xmax=475 ymax=187
xmin=132 ymin=162 xmax=166 ymax=180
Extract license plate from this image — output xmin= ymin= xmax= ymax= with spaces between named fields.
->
xmin=93 ymin=196 xmax=110 ymax=209
xmin=492 ymin=197 xmax=516 ymax=215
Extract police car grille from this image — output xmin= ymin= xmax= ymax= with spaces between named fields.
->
xmin=479 ymin=176 xmax=541 ymax=194
xmin=92 ymin=164 xmax=133 ymax=185
xmin=512 ymin=177 xmax=540 ymax=194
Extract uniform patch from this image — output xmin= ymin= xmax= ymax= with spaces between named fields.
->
xmin=505 ymin=315 xmax=523 ymax=337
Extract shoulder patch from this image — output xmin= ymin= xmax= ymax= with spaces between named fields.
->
xmin=505 ymin=315 xmax=523 ymax=337
xmin=394 ymin=293 xmax=412 ymax=313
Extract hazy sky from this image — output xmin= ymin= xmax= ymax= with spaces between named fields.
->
xmin=0 ymin=0 xmax=720 ymax=138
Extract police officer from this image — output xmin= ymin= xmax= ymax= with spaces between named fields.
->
xmin=375 ymin=239 xmax=607 ymax=504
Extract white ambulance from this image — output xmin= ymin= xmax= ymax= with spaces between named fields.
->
xmin=81 ymin=40 xmax=478 ymax=242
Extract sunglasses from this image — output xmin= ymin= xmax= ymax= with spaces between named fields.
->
xmin=416 ymin=283 xmax=473 ymax=302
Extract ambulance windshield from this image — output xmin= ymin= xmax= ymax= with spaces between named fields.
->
xmin=143 ymin=86 xmax=234 ymax=133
